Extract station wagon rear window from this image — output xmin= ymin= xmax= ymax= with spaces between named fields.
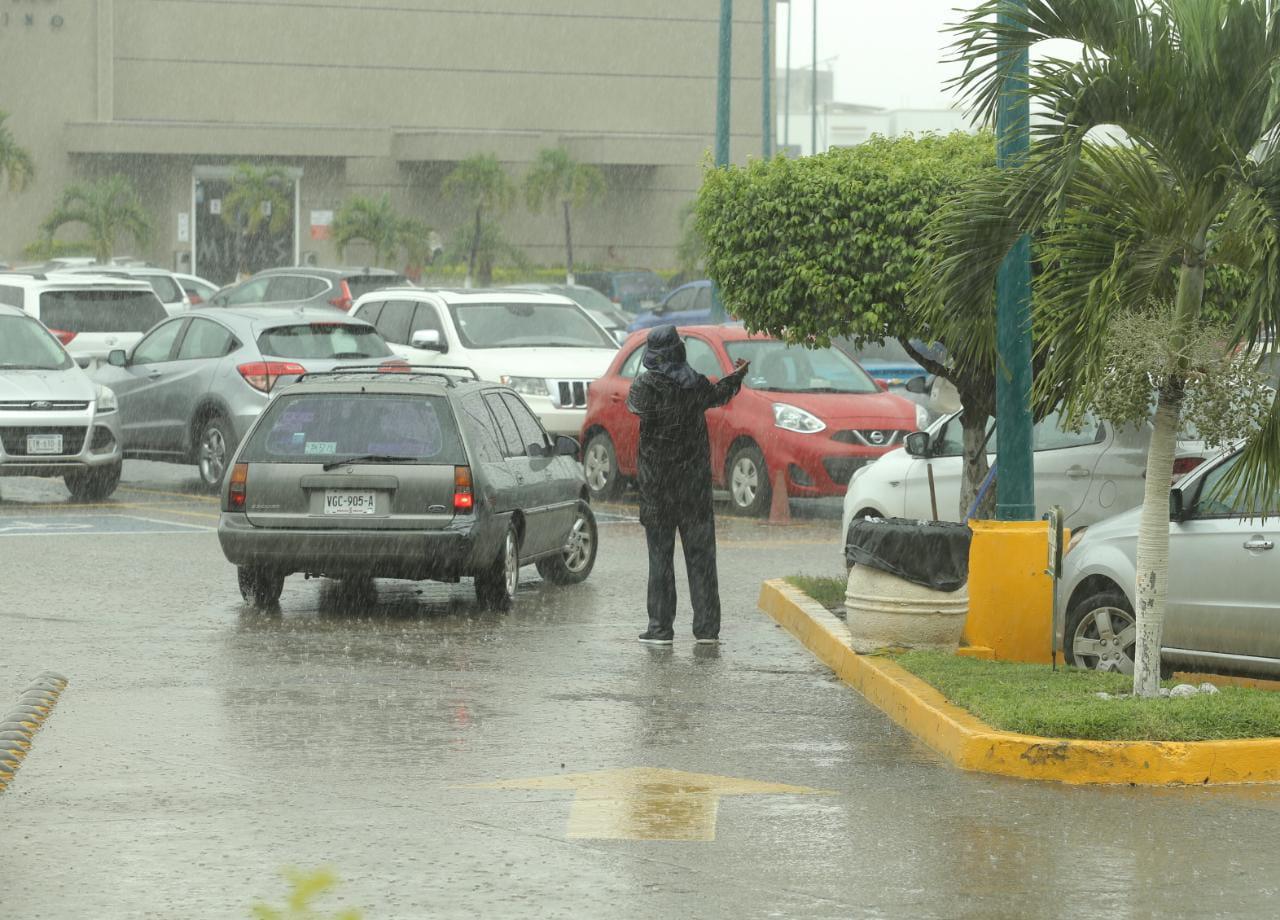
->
xmin=256 ymin=323 xmax=393 ymax=360
xmin=241 ymin=393 xmax=465 ymax=464
xmin=39 ymin=289 xmax=168 ymax=333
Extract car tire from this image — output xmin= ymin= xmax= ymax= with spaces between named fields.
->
xmin=196 ymin=414 xmax=234 ymax=491
xmin=727 ymin=442 xmax=771 ymax=517
xmin=237 ymin=566 xmax=285 ymax=608
xmin=475 ymin=524 xmax=519 ymax=610
xmin=536 ymin=501 xmax=598 ymax=585
xmin=583 ymin=431 xmax=623 ymax=501
xmin=64 ymin=461 xmax=122 ymax=502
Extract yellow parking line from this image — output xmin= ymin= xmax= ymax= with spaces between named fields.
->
xmin=118 ymin=485 xmax=219 ymax=504
xmin=0 ymin=501 xmax=217 ymax=521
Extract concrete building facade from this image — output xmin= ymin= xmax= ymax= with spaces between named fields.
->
xmin=0 ymin=0 xmax=768 ymax=283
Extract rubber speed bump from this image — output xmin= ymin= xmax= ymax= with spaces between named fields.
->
xmin=0 ymin=672 xmax=68 ymax=795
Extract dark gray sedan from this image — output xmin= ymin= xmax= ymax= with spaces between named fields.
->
xmin=217 ymin=369 xmax=598 ymax=609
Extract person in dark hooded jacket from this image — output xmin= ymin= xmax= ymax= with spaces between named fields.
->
xmin=627 ymin=324 xmax=749 ymax=644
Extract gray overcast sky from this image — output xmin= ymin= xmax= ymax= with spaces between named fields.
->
xmin=777 ymin=1 xmax=982 ymax=111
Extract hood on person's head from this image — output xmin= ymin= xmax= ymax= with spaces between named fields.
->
xmin=642 ymin=323 xmax=699 ymax=389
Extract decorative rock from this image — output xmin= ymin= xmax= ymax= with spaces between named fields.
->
xmin=1199 ymin=682 xmax=1221 ymax=694
xmin=1170 ymin=684 xmax=1200 ymax=698
xmin=1159 ymin=687 xmax=1172 ymax=697
xmin=1095 ymin=692 xmax=1112 ymax=700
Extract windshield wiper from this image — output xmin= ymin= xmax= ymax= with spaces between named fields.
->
xmin=321 ymin=454 xmax=415 ymax=471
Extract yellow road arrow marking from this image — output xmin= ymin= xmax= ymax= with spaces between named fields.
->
xmin=467 ymin=767 xmax=828 ymax=841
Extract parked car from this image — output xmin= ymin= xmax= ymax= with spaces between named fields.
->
xmin=576 ymin=270 xmax=666 ymax=314
xmin=840 ymin=409 xmax=1214 ymax=538
xmin=0 ymin=271 xmax=169 ymax=368
xmin=581 ymin=325 xmax=922 ymax=515
xmin=217 ymin=369 xmax=598 ymax=609
xmin=349 ymin=288 xmax=619 ymax=438
xmin=627 ymin=280 xmax=718 ymax=332
xmin=90 ymin=305 xmax=400 ymax=489
xmin=66 ymin=265 xmax=191 ymax=315
xmin=1058 ymin=443 xmax=1280 ymax=678
xmin=0 ymin=304 xmax=123 ymax=499
xmin=505 ymin=283 xmax=632 ymax=343
xmin=174 ymin=273 xmax=220 ymax=306
xmin=206 ymin=267 xmax=410 ymax=312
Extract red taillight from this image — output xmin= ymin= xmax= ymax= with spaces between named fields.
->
xmin=189 ymin=293 xmax=204 ymax=305
xmin=453 ymin=466 xmax=474 ymax=512
xmin=329 ymin=280 xmax=354 ymax=311
xmin=227 ymin=462 xmax=249 ymax=511
xmin=1173 ymin=457 xmax=1205 ymax=479
xmin=49 ymin=328 xmax=77 ymax=346
xmin=379 ymin=360 xmax=411 ymax=373
xmin=237 ymin=361 xmax=307 ymax=393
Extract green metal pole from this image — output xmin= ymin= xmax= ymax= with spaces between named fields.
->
xmin=711 ymin=0 xmax=733 ymax=322
xmin=994 ymin=1 xmax=1035 ymax=520
xmin=762 ymin=0 xmax=773 ymax=158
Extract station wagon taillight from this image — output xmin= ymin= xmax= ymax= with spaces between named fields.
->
xmin=238 ymin=361 xmax=307 ymax=393
xmin=49 ymin=328 xmax=77 ymax=346
xmin=1172 ymin=457 xmax=1205 ymax=479
xmin=227 ymin=463 xmax=249 ymax=511
xmin=454 ymin=466 xmax=474 ymax=512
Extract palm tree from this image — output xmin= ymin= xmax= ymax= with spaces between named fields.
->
xmin=442 ymin=153 xmax=516 ymax=288
xmin=331 ymin=195 xmax=407 ymax=268
xmin=931 ymin=0 xmax=1280 ymax=696
xmin=524 ymin=148 xmax=605 ymax=285
xmin=40 ymin=175 xmax=151 ymax=264
xmin=0 ymin=111 xmax=35 ymax=194
xmin=222 ymin=164 xmax=293 ymax=278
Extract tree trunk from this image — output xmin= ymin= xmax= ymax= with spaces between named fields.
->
xmin=478 ymin=252 xmax=494 ymax=287
xmin=563 ymin=199 xmax=574 ymax=286
xmin=1132 ymin=247 xmax=1204 ymax=697
xmin=959 ymin=408 xmax=996 ymax=520
xmin=466 ymin=204 xmax=481 ymax=290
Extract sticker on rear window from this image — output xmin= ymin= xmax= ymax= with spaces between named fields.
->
xmin=304 ymin=441 xmax=337 ymax=455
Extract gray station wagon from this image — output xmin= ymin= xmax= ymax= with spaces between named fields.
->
xmin=217 ymin=368 xmax=598 ymax=609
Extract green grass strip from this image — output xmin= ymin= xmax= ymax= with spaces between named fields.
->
xmin=784 ymin=575 xmax=846 ymax=611
xmin=894 ymin=651 xmax=1280 ymax=742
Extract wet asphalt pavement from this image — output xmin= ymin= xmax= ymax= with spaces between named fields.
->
xmin=2 ymin=463 xmax=1280 ymax=919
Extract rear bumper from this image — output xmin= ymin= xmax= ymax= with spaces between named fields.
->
xmin=218 ymin=512 xmax=496 ymax=578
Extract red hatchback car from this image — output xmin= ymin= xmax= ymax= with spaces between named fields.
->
xmin=580 ymin=325 xmax=923 ymax=515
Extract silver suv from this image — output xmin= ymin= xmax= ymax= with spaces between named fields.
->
xmin=91 ymin=306 xmax=400 ymax=489
xmin=0 ymin=305 xmax=124 ymax=499
xmin=218 ymin=369 xmax=597 ymax=609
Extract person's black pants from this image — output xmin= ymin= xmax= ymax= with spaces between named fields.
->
xmin=644 ymin=513 xmax=721 ymax=639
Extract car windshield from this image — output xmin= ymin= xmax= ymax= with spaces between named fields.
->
xmin=844 ymin=338 xmax=917 ymax=364
xmin=240 ymin=393 xmax=464 ymax=464
xmin=726 ymin=340 xmax=879 ymax=394
xmin=0 ymin=316 xmax=73 ymax=370
xmin=256 ymin=323 xmax=393 ymax=359
xmin=449 ymin=301 xmax=617 ymax=348
xmin=560 ymin=286 xmax=617 ymax=312
xmin=39 ymin=289 xmax=168 ymax=333
xmin=345 ymin=274 xmax=410 ymax=300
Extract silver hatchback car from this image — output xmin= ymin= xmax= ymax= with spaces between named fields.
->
xmin=91 ymin=305 xmax=401 ymax=488
xmin=1059 ymin=443 xmax=1280 ymax=678
xmin=0 ymin=305 xmax=124 ymax=499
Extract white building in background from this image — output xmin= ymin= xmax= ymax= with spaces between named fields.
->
xmin=776 ymin=68 xmax=973 ymax=156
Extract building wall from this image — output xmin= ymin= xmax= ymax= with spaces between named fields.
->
xmin=0 ymin=0 xmax=770 ymax=275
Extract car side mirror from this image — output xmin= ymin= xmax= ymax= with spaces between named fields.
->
xmin=905 ymin=375 xmax=929 ymax=395
xmin=904 ymin=431 xmax=931 ymax=458
xmin=411 ymin=329 xmax=446 ymax=352
xmin=554 ymin=435 xmax=580 ymax=458
xmin=107 ymin=349 xmax=127 ymax=367
xmin=1170 ymin=487 xmax=1187 ymax=523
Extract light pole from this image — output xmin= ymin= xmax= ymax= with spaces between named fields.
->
xmin=783 ymin=0 xmax=791 ymax=149
xmin=716 ymin=0 xmax=733 ymax=167
xmin=994 ymin=0 xmax=1034 ymax=520
xmin=810 ymin=0 xmax=817 ymax=154
xmin=762 ymin=0 xmax=773 ymax=158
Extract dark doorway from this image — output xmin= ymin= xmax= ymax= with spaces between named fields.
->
xmin=194 ymin=176 xmax=296 ymax=287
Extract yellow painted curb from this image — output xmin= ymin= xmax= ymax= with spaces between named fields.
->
xmin=760 ymin=579 xmax=1280 ymax=786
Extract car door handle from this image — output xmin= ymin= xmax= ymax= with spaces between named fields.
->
xmin=1066 ymin=466 xmax=1091 ymax=480
xmin=1244 ymin=539 xmax=1275 ymax=551
xmin=146 ymin=369 xmax=163 ymax=379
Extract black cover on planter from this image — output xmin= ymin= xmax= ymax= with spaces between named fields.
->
xmin=844 ymin=517 xmax=971 ymax=592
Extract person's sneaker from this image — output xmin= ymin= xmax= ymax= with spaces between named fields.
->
xmin=693 ymin=637 xmax=720 ymax=645
xmin=638 ymin=632 xmax=674 ymax=645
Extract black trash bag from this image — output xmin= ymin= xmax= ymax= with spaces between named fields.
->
xmin=844 ymin=517 xmax=971 ymax=592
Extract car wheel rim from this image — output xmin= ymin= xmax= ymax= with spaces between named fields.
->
xmin=563 ymin=514 xmax=593 ymax=573
xmin=585 ymin=442 xmax=611 ymax=492
xmin=199 ymin=426 xmax=227 ymax=484
xmin=731 ymin=457 xmax=758 ymax=507
xmin=1072 ymin=606 xmax=1137 ymax=674
xmin=503 ymin=533 xmax=518 ymax=597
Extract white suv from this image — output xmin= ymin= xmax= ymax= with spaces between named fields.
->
xmin=351 ymin=288 xmax=619 ymax=437
xmin=0 ymin=272 xmax=169 ymax=368
xmin=66 ymin=266 xmax=191 ymax=315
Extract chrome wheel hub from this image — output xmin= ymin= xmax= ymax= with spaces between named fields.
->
xmin=503 ymin=533 xmax=518 ymax=597
xmin=199 ymin=426 xmax=227 ymax=484
xmin=1072 ymin=606 xmax=1137 ymax=674
xmin=563 ymin=514 xmax=593 ymax=573
xmin=585 ymin=442 xmax=611 ymax=492
xmin=731 ymin=457 xmax=758 ymax=507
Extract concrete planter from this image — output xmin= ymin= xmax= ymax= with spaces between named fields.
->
xmin=844 ymin=564 xmax=968 ymax=654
